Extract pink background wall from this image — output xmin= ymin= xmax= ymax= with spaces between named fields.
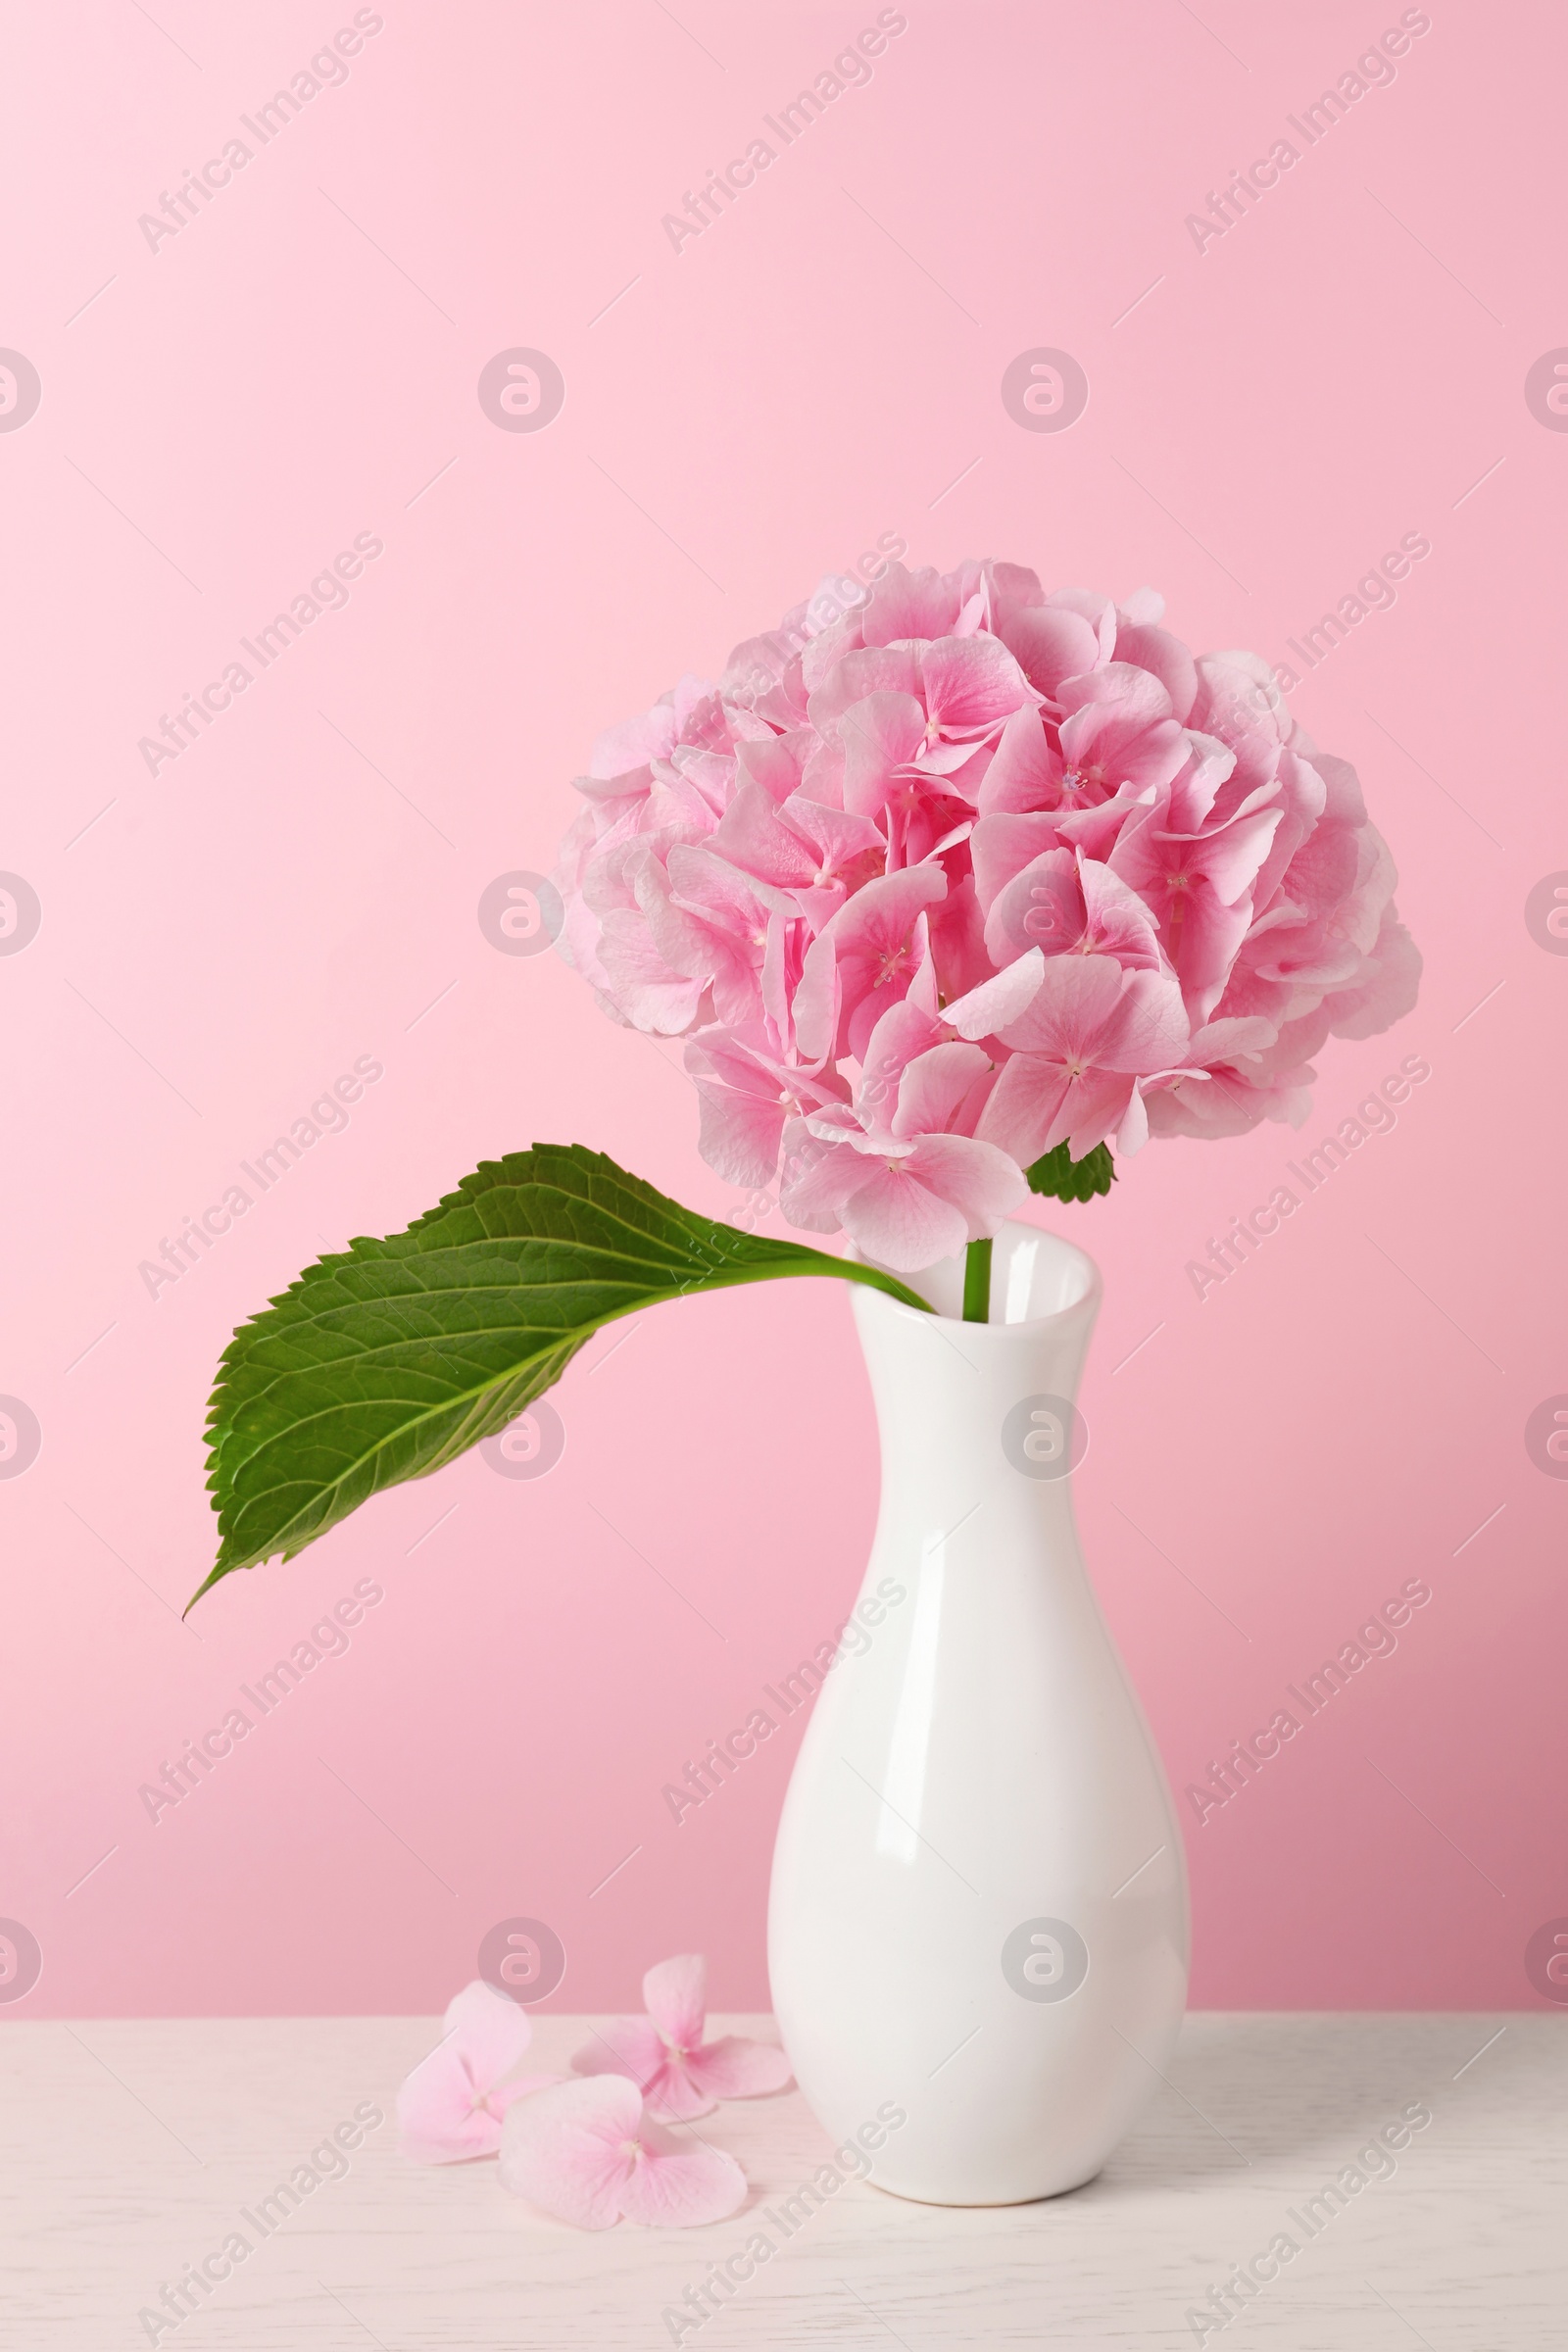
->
xmin=2 ymin=0 xmax=1564 ymax=2020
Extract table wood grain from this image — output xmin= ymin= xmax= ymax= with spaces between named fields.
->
xmin=0 ymin=2012 xmax=1560 ymax=2349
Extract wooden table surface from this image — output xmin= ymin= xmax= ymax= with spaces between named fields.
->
xmin=1 ymin=2011 xmax=1561 ymax=2349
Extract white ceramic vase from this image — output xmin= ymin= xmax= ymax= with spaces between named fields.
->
xmin=767 ymin=1217 xmax=1189 ymax=2205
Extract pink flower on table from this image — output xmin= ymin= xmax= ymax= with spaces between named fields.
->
xmin=397 ymin=1982 xmax=561 ymax=2164
xmin=978 ymin=954 xmax=1191 ymax=1167
xmin=500 ymin=2075 xmax=748 ymax=2230
xmin=570 ymin=1954 xmax=793 ymax=2122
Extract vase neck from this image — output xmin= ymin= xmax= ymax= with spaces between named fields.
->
xmin=850 ymin=1222 xmax=1101 ymax=1532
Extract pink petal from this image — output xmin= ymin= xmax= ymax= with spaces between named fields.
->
xmin=892 ymin=1042 xmax=992 ymax=1138
xmin=807 ymin=643 xmax=921 ymax=727
xmin=984 ymin=849 xmax=1081 ymax=965
xmin=918 ymin=635 xmax=1034 ymax=735
xmin=970 ymin=811 xmax=1063 ymax=913
xmin=597 ymin=907 xmax=706 ymax=1035
xmin=1052 ymin=1067 xmax=1139 ymax=1157
xmin=397 ymin=1982 xmax=539 ymax=2165
xmin=798 ymin=603 xmax=866 ymax=693
xmin=794 ymin=866 xmax=946 ymax=1063
xmin=643 ymin=1953 xmax=709 ymax=2051
xmin=398 ymin=2043 xmax=503 ymax=2164
xmin=1099 ymin=965 xmax=1192 ymax=1073
xmin=693 ymin=1081 xmax=786 ymax=1188
xmin=778 ymin=795 xmax=885 ymax=886
xmin=843 ymin=1136 xmax=1025 ymax=1271
xmin=902 ymin=1132 xmax=1029 ymax=1221
xmin=684 ymin=2036 xmax=796 ymax=2102
xmin=1078 ymin=858 xmax=1167 ymax=968
xmin=976 ymin=704 xmax=1061 ymax=815
xmin=571 ymin=2015 xmax=669 ymax=2089
xmin=1310 ymin=751 xmax=1368 ymax=826
xmin=612 ymin=2114 xmax=749 ymax=2229
xmin=996 ymin=952 xmax=1128 ymax=1056
xmin=1048 ymin=586 xmax=1118 ymax=662
xmin=780 ymin=1127 xmax=878 ymax=1225
xmin=855 ymin=1003 xmax=941 ymax=1144
xmin=1052 ymin=780 xmax=1156 ymax=859
xmin=944 ymin=949 xmax=1047 ymax=1037
xmin=984 ymin=558 xmax=1046 ymax=626
xmin=985 ymin=1056 xmax=1136 ymax=1164
xmin=1112 ymin=620 xmax=1198 ymax=720
xmin=997 ymin=602 xmax=1102 ymax=697
xmin=1054 ymin=660 xmax=1173 ymax=726
xmin=858 ymin=560 xmax=964 ymax=645
xmin=709 ymin=780 xmax=817 ymax=887
xmin=501 ymin=2079 xmax=748 ymax=2230
xmin=839 ymin=691 xmax=928 ymax=816
xmin=925 ymin=871 xmax=991 ymax=1004
xmin=499 ymin=2076 xmax=643 ymax=2230
xmin=1115 ymin=1084 xmax=1151 ymax=1156
xmin=638 ymin=2058 xmax=720 ymax=2122
xmin=734 ymin=732 xmax=808 ymax=804
xmin=591 ymin=705 xmax=676 ymax=779
xmin=841 ymin=1161 xmax=971 ymax=1271
xmin=444 ymin=1978 xmax=535 ymax=2085
xmin=1323 ymin=909 xmax=1421 ymax=1040
xmin=976 ymin=1052 xmax=1072 ymax=1169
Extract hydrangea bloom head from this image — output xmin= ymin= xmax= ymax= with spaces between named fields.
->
xmin=556 ymin=562 xmax=1418 ymax=1271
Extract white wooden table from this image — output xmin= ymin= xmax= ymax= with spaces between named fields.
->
xmin=1 ymin=2012 xmax=1560 ymax=2348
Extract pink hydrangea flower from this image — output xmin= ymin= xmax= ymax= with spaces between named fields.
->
xmin=571 ymin=1953 xmax=794 ymax=2122
xmin=397 ymin=1981 xmax=561 ymax=2164
xmin=500 ymin=2074 xmax=748 ymax=2230
xmin=555 ymin=561 xmax=1420 ymax=1270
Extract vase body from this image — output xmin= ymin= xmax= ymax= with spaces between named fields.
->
xmin=767 ymin=1219 xmax=1188 ymax=2205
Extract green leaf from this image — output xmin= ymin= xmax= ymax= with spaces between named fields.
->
xmin=1025 ymin=1141 xmax=1116 ymax=1202
xmin=190 ymin=1144 xmax=928 ymax=1610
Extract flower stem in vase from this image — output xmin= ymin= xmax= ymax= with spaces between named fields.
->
xmin=962 ymin=1236 xmax=992 ymax=1324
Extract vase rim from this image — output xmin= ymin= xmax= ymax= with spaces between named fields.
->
xmin=856 ymin=1215 xmax=1102 ymax=1333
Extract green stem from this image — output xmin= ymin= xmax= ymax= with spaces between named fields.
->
xmin=962 ymin=1236 xmax=993 ymax=1323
